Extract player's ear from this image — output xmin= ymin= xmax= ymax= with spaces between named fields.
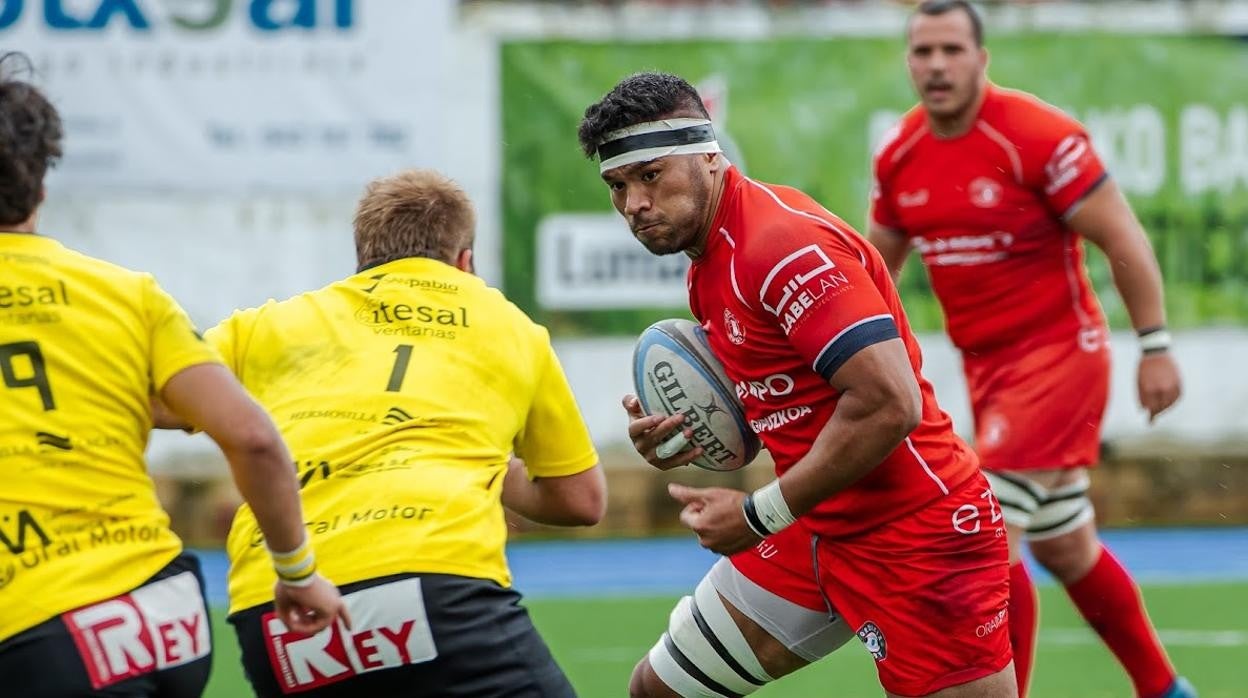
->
xmin=455 ymin=248 xmax=475 ymax=274
xmin=706 ymin=151 xmax=723 ymax=173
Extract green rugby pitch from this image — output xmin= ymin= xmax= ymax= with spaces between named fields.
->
xmin=206 ymin=583 xmax=1247 ymax=697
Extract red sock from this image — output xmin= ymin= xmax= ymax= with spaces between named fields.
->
xmin=1008 ymin=561 xmax=1039 ymax=697
xmin=1065 ymin=546 xmax=1177 ymax=698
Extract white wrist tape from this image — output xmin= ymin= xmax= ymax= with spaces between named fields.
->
xmin=268 ymin=539 xmax=318 ymax=587
xmin=743 ymin=480 xmax=797 ymax=537
xmin=656 ymin=431 xmax=690 ymax=459
xmin=1139 ymin=329 xmax=1172 ymax=354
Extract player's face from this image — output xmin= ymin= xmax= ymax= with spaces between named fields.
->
xmin=602 ymin=155 xmax=713 ymax=256
xmin=906 ymin=11 xmax=988 ymax=120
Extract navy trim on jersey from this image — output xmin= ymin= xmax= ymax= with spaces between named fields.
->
xmin=812 ymin=316 xmax=900 ymax=380
xmin=1060 ymin=171 xmax=1109 ymax=220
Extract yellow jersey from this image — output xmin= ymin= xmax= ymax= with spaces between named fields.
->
xmin=210 ymin=257 xmax=598 ymax=613
xmin=0 ymin=232 xmax=221 ymax=642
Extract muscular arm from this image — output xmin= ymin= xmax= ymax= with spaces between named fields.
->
xmin=1069 ymin=179 xmax=1181 ymax=419
xmin=160 ymin=364 xmax=307 ymax=553
xmin=775 ymin=338 xmax=921 ymax=517
xmin=1069 ymin=179 xmax=1166 ymax=331
xmin=502 ymin=457 xmax=606 ymax=527
xmin=866 ymin=225 xmax=911 ymax=281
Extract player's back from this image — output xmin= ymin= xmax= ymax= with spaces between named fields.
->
xmin=212 ymin=257 xmax=584 ymax=611
xmin=0 ymin=232 xmax=212 ymax=642
xmin=872 ymin=86 xmax=1107 ymax=354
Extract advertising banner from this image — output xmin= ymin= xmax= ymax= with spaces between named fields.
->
xmin=2 ymin=0 xmax=444 ymax=193
xmin=502 ymin=35 xmax=1248 ymax=334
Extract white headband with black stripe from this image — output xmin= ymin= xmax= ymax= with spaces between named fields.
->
xmin=597 ymin=118 xmax=723 ymax=173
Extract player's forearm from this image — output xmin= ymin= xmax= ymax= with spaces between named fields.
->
xmin=866 ymin=226 xmax=910 ymax=280
xmin=1105 ymin=237 xmax=1168 ymax=332
xmin=204 ymin=411 xmax=306 ymax=552
xmin=778 ymin=391 xmax=919 ymax=517
xmin=1072 ymin=180 xmax=1168 ymax=331
xmin=219 ymin=426 xmax=308 ymax=553
xmin=160 ymin=364 xmax=310 ymax=553
xmin=502 ymin=460 xmax=606 ymax=527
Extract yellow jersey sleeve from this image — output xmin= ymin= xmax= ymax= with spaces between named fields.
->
xmin=203 ymin=305 xmax=263 ymax=379
xmin=143 ymin=275 xmax=222 ymax=391
xmin=514 ymin=333 xmax=599 ymax=478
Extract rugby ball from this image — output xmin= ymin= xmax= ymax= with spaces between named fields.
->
xmin=633 ymin=319 xmax=761 ymax=472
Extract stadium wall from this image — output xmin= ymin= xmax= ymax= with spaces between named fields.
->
xmin=8 ymin=1 xmax=1244 ymax=536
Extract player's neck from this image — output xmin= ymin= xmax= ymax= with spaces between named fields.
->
xmin=687 ymin=168 xmax=728 ymax=260
xmin=5 ymin=213 xmax=37 ymax=234
xmin=926 ymin=82 xmax=988 ymax=139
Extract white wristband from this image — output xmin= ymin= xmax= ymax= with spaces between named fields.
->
xmin=1139 ymin=329 xmax=1172 ymax=354
xmin=268 ymin=539 xmax=318 ymax=586
xmin=743 ymin=480 xmax=797 ymax=537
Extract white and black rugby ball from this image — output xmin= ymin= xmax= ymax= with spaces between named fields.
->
xmin=633 ymin=318 xmax=761 ymax=472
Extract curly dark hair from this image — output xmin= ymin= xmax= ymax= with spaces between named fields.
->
xmin=577 ymin=72 xmax=709 ymax=158
xmin=0 ymin=53 xmax=63 ymax=227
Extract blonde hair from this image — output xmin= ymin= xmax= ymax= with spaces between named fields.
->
xmin=353 ymin=169 xmax=476 ymax=271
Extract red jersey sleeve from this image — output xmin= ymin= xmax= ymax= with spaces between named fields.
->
xmin=1015 ymin=104 xmax=1107 ymax=216
xmin=870 ymin=163 xmax=901 ymax=232
xmin=869 ymin=125 xmax=904 ymax=232
xmin=745 ymin=222 xmax=900 ymax=380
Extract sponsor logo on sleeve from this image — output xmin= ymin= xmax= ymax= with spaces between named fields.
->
xmin=758 ymin=245 xmax=851 ymax=336
xmin=1045 ymin=134 xmax=1092 ymax=195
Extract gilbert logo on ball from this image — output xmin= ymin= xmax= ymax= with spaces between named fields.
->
xmin=633 ymin=319 xmax=760 ymax=471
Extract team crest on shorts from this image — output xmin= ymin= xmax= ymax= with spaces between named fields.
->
xmin=723 ymin=308 xmax=746 ymax=345
xmin=857 ymin=621 xmax=887 ymax=661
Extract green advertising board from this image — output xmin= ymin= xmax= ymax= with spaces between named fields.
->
xmin=502 ymin=35 xmax=1248 ymax=336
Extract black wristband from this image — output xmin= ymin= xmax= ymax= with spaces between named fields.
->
xmin=741 ymin=494 xmax=771 ymax=538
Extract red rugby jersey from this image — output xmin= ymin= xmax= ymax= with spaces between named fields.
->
xmin=871 ymin=84 xmax=1109 ymax=354
xmin=689 ymin=166 xmax=978 ymax=538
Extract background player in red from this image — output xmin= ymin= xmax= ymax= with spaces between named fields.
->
xmin=868 ymin=3 xmax=1189 ymax=697
xmin=580 ymin=71 xmax=1016 ymax=698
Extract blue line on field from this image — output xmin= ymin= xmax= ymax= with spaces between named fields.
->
xmin=193 ymin=527 xmax=1248 ymax=607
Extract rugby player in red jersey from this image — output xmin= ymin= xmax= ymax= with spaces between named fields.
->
xmin=868 ymin=3 xmax=1190 ymax=697
xmin=580 ymin=71 xmax=1016 ymax=698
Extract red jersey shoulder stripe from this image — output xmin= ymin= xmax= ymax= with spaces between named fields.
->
xmin=741 ymin=177 xmax=867 ymax=266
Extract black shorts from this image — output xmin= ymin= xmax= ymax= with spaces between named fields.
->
xmin=230 ymin=573 xmax=576 ymax=698
xmin=0 ymin=553 xmax=212 ymax=698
